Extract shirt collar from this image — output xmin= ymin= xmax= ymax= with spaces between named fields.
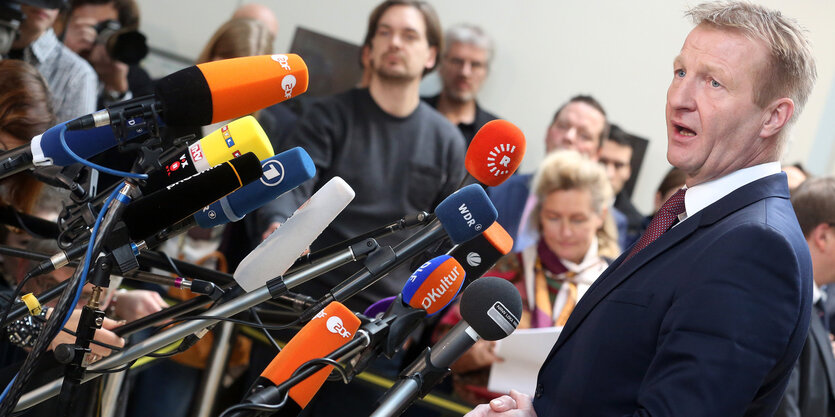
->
xmin=680 ymin=161 xmax=781 ymax=222
xmin=813 ymin=284 xmax=824 ymax=304
xmin=28 ymin=29 xmax=60 ymax=65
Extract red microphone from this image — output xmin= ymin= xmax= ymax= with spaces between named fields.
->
xmin=465 ymin=120 xmax=527 ymax=186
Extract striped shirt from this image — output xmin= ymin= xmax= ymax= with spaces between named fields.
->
xmin=19 ymin=29 xmax=97 ymax=122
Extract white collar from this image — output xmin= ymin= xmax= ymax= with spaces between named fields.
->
xmin=680 ymin=161 xmax=781 ymax=222
xmin=28 ymin=29 xmax=59 ymax=64
xmin=814 ymin=284 xmax=824 ymax=305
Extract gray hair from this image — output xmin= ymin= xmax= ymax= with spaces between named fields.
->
xmin=444 ymin=23 xmax=494 ymax=62
xmin=686 ymin=1 xmax=817 ymax=126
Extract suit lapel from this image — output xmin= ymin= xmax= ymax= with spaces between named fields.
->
xmin=809 ymin=315 xmax=835 ymax=399
xmin=544 ymin=173 xmax=791 ymax=361
xmin=547 ymin=212 xmax=701 ymax=355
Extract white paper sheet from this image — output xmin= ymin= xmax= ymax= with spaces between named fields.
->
xmin=487 ymin=327 xmax=561 ymax=396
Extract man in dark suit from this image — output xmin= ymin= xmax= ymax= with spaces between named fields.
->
xmin=466 ymin=2 xmax=816 ymax=416
xmin=776 ymin=177 xmax=835 ymax=417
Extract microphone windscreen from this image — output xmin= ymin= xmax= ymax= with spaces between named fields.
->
xmin=483 ymin=222 xmax=513 ymax=256
xmin=364 ymin=295 xmax=397 ymax=318
xmin=123 ymin=152 xmax=262 ymax=240
xmin=434 ymin=184 xmax=498 ymax=244
xmin=146 ymin=116 xmax=275 ymax=192
xmin=402 ymin=255 xmax=465 ymax=315
xmin=154 ymin=54 xmax=308 ymax=126
xmin=233 ymin=176 xmax=354 ymax=292
xmin=459 ymin=276 xmax=522 ymax=341
xmin=35 ymin=121 xmax=146 ymax=167
xmin=466 ymin=120 xmax=526 ymax=187
xmin=260 ymin=301 xmax=360 ymax=408
xmin=450 ymin=221 xmax=513 ymax=284
xmin=194 ymin=147 xmax=315 ymax=227
xmin=194 ymin=115 xmax=274 ymax=169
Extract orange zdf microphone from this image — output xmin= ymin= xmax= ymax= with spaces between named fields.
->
xmin=65 ymin=54 xmax=309 ymax=130
xmin=464 ymin=119 xmax=526 ymax=186
xmin=237 ymin=301 xmax=360 ymax=416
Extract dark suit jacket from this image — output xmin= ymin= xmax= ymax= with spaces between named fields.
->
xmin=775 ymin=307 xmax=835 ymax=417
xmin=533 ymin=173 xmax=812 ymax=416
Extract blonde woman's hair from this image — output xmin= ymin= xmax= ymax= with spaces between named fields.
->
xmin=197 ymin=18 xmax=274 ymax=64
xmin=532 ymin=150 xmax=620 ymax=259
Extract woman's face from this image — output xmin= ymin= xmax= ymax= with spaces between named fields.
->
xmin=539 ymin=188 xmax=604 ymax=265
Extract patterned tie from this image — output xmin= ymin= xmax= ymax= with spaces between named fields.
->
xmin=623 ymin=188 xmax=687 ymax=263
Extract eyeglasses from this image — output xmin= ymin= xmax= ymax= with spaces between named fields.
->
xmin=444 ymin=57 xmax=487 ymax=71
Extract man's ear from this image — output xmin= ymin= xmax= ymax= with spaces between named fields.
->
xmin=425 ymin=45 xmax=437 ymax=70
xmin=760 ymin=97 xmax=794 ymax=139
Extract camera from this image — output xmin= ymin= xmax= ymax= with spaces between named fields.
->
xmin=93 ymin=18 xmax=147 ymax=65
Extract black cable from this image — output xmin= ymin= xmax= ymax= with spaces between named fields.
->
xmin=159 ymin=314 xmax=301 ymax=332
xmin=296 ymin=357 xmax=350 ymax=384
xmin=218 ymin=397 xmax=288 ymax=417
xmin=85 ymin=358 xmax=138 ymax=374
xmin=0 ymin=273 xmax=35 ymax=333
xmin=42 ymin=321 xmax=124 ymax=353
xmin=160 ymin=251 xmax=183 ymax=277
xmin=248 ymin=308 xmax=281 ymax=352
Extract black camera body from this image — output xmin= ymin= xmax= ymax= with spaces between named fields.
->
xmin=93 ymin=18 xmax=147 ymax=65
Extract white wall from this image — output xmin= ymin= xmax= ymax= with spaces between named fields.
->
xmin=138 ymin=0 xmax=835 ymax=213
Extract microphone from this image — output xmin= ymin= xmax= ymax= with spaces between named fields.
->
xmin=142 ymin=115 xmax=275 ymax=191
xmin=465 ymin=120 xmax=527 ymax=187
xmin=121 ymin=151 xmax=263 ymax=241
xmin=233 ymin=176 xmax=355 ymax=292
xmin=299 ymin=184 xmax=497 ymax=321
xmin=448 ymin=221 xmax=513 ymax=287
xmin=66 ymin=54 xmax=309 ymax=130
xmin=401 ymin=255 xmax=465 ymax=316
xmin=194 ymin=147 xmax=316 ymax=227
xmin=27 ymin=148 xmax=314 ymax=278
xmin=370 ymin=276 xmax=522 ymax=417
xmin=241 ymin=301 xmax=361 ymax=416
xmin=351 ymin=254 xmax=467 ymax=370
xmin=0 ymin=55 xmax=307 ymax=179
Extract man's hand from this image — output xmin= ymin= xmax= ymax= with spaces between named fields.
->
xmin=63 ymin=16 xmax=98 ymax=55
xmin=47 ymin=308 xmax=126 ymax=358
xmin=465 ymin=390 xmax=537 ymax=417
xmin=110 ymin=290 xmax=168 ymax=322
xmin=89 ymin=43 xmax=129 ymax=94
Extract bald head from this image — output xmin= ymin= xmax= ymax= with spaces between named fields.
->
xmin=233 ymin=3 xmax=278 ymax=37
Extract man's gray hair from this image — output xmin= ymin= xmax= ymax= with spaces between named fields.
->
xmin=444 ymin=23 xmax=494 ymax=62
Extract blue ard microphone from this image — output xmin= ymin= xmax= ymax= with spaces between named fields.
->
xmin=194 ymin=147 xmax=316 ymax=227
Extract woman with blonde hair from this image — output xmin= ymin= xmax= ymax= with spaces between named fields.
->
xmin=435 ymin=149 xmax=619 ymax=405
xmin=196 ymin=17 xmax=274 ymax=64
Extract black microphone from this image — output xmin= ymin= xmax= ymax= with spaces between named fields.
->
xmin=120 ymin=151 xmax=262 ymax=241
xmin=370 ymin=276 xmax=522 ymax=417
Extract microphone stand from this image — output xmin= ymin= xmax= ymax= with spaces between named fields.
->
xmin=13 ymin=239 xmax=381 ymax=412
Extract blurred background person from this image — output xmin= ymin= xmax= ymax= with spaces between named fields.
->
xmin=424 ymin=23 xmax=499 ymax=146
xmin=776 ymin=177 xmax=835 ymax=416
xmin=3 ymin=1 xmax=97 ymax=122
xmin=60 ymin=0 xmax=153 ymax=108
xmin=599 ymin=124 xmax=644 ymax=248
